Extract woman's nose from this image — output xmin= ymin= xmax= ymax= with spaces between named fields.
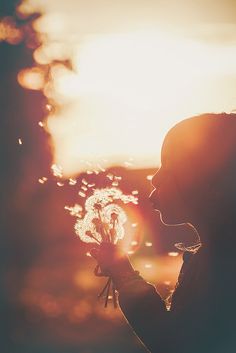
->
xmin=149 ymin=188 xmax=156 ymax=201
xmin=151 ymin=168 xmax=161 ymax=189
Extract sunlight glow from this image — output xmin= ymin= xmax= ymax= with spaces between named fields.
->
xmin=35 ymin=28 xmax=236 ymax=176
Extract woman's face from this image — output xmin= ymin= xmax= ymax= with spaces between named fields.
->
xmin=149 ymin=139 xmax=190 ymax=225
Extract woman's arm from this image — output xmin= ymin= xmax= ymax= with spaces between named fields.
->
xmin=91 ymin=244 xmax=187 ymax=353
xmin=117 ymin=275 xmax=179 ymax=353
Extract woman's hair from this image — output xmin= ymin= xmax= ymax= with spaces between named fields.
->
xmin=164 ymin=112 xmax=236 ymax=205
xmin=166 ymin=113 xmax=236 ymax=250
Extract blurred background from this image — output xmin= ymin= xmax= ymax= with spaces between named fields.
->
xmin=1 ymin=0 xmax=236 ymax=352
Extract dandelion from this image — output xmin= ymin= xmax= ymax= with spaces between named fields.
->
xmin=67 ymin=186 xmax=138 ymax=307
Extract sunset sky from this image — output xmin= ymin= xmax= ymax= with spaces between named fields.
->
xmin=22 ymin=0 xmax=236 ymax=176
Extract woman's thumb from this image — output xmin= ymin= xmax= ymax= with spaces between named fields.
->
xmin=90 ymin=248 xmax=99 ymax=259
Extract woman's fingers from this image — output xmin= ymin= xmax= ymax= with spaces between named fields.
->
xmin=90 ymin=248 xmax=99 ymax=260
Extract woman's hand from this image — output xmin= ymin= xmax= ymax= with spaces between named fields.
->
xmin=90 ymin=243 xmax=138 ymax=289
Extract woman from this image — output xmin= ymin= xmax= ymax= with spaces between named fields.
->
xmin=91 ymin=113 xmax=236 ymax=353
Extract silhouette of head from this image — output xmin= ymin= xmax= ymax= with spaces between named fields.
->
xmin=150 ymin=113 xmax=236 ymax=227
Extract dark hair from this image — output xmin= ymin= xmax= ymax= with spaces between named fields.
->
xmin=164 ymin=113 xmax=236 ymax=250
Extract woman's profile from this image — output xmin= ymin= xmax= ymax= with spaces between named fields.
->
xmin=91 ymin=113 xmax=236 ymax=353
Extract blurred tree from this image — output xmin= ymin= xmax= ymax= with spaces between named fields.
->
xmin=0 ymin=2 xmax=52 ymax=351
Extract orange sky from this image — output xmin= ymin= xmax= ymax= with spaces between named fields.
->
xmin=20 ymin=0 xmax=236 ymax=176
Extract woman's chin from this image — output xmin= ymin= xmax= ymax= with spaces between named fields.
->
xmin=159 ymin=211 xmax=186 ymax=226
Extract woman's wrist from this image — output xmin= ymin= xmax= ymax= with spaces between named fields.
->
xmin=109 ymin=259 xmax=142 ymax=290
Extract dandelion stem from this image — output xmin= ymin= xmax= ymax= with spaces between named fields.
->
xmin=98 ymin=278 xmax=111 ymax=298
xmin=112 ymin=283 xmax=118 ymax=308
xmin=88 ymin=233 xmax=101 ymax=245
xmin=104 ymin=278 xmax=111 ymax=308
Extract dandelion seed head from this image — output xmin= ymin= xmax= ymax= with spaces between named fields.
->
xmin=106 ymin=173 xmax=114 ymax=180
xmin=97 ymin=163 xmax=106 ymax=172
xmin=144 ymin=263 xmax=152 ymax=268
xmin=38 ymin=177 xmax=48 ymax=184
xmin=131 ymin=240 xmax=138 ymax=246
xmin=70 ymin=187 xmax=138 ymax=245
xmin=64 ymin=204 xmax=83 ymax=217
xmin=146 ymin=175 xmax=154 ymax=181
xmin=51 ymin=164 xmax=63 ymax=178
xmin=69 ymin=178 xmax=77 ymax=186
xmin=164 ymin=281 xmax=171 ymax=286
xmin=78 ymin=191 xmax=86 ymax=198
xmin=75 ymin=212 xmax=102 ymax=244
xmin=124 ymin=161 xmax=133 ymax=167
xmin=46 ymin=103 xmax=52 ymax=111
xmin=168 ymin=252 xmax=179 ymax=257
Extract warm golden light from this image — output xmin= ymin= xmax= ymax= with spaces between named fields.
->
xmin=23 ymin=0 xmax=236 ymax=177
xmin=42 ymin=31 xmax=236 ymax=176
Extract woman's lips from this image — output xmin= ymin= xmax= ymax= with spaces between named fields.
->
xmin=150 ymin=198 xmax=161 ymax=211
